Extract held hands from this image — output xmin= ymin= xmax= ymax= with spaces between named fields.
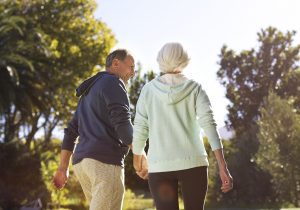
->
xmin=52 ymin=167 xmax=69 ymax=190
xmin=219 ymin=166 xmax=233 ymax=193
xmin=133 ymin=151 xmax=148 ymax=180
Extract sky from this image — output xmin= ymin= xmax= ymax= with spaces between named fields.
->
xmin=94 ymin=0 xmax=300 ymax=128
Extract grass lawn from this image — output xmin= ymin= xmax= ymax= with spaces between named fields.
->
xmin=122 ymin=190 xmax=300 ymax=210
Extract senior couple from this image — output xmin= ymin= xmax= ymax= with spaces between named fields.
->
xmin=53 ymin=42 xmax=233 ymax=210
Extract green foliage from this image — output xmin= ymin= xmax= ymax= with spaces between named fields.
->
xmin=0 ymin=0 xmax=116 ymax=144
xmin=216 ymin=27 xmax=300 ymax=207
xmin=0 ymin=139 xmax=89 ymax=209
xmin=217 ymin=27 xmax=300 ymax=134
xmin=256 ymin=92 xmax=300 ymax=206
xmin=0 ymin=0 xmax=115 ymax=208
xmin=208 ymin=131 xmax=275 ymax=208
xmin=40 ymin=139 xmax=87 ymax=209
xmin=123 ymin=189 xmax=154 ymax=210
xmin=0 ymin=142 xmax=50 ymax=209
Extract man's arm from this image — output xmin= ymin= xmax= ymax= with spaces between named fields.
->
xmin=53 ymin=150 xmax=72 ymax=189
xmin=102 ymin=78 xmax=133 ymax=146
xmin=61 ymin=111 xmax=79 ymax=151
xmin=53 ymin=111 xmax=79 ymax=189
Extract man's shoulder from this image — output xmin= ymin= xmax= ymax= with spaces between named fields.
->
xmin=97 ymin=73 xmax=127 ymax=95
xmin=101 ymin=72 xmax=120 ymax=82
xmin=98 ymin=72 xmax=123 ymax=88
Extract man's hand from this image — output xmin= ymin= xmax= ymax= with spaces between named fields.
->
xmin=53 ymin=150 xmax=72 ymax=190
xmin=219 ymin=167 xmax=233 ymax=193
xmin=52 ymin=168 xmax=69 ymax=190
xmin=133 ymin=151 xmax=148 ymax=180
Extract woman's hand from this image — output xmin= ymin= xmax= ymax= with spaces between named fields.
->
xmin=219 ymin=166 xmax=233 ymax=193
xmin=213 ymin=148 xmax=233 ymax=193
xmin=133 ymin=151 xmax=148 ymax=180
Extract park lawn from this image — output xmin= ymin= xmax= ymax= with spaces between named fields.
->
xmin=51 ymin=190 xmax=300 ymax=210
xmin=122 ymin=190 xmax=300 ymax=210
xmin=123 ymin=189 xmax=155 ymax=210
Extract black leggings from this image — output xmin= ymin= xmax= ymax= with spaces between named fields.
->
xmin=148 ymin=166 xmax=208 ymax=210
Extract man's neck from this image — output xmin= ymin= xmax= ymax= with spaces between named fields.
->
xmin=106 ymin=68 xmax=114 ymax=75
xmin=106 ymin=69 xmax=129 ymax=87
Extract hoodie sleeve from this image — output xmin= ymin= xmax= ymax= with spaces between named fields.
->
xmin=102 ymin=78 xmax=133 ymax=146
xmin=132 ymin=88 xmax=149 ymax=155
xmin=61 ymin=110 xmax=79 ymax=152
xmin=196 ymin=86 xmax=223 ymax=151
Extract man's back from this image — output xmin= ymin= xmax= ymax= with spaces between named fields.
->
xmin=62 ymin=71 xmax=133 ymax=167
xmin=54 ymin=49 xmax=138 ymax=210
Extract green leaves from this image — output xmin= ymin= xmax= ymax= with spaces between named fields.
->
xmin=256 ymin=92 xmax=300 ymax=206
xmin=0 ymin=0 xmax=116 ymax=144
xmin=215 ymin=27 xmax=300 ymax=207
xmin=218 ymin=26 xmax=300 ymax=134
xmin=0 ymin=13 xmax=26 ymax=36
xmin=0 ymin=1 xmax=116 ymax=208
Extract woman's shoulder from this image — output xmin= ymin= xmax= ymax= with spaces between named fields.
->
xmin=182 ymin=74 xmax=201 ymax=85
xmin=141 ymin=77 xmax=159 ymax=90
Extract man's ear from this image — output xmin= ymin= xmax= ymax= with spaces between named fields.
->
xmin=111 ymin=58 xmax=119 ymax=69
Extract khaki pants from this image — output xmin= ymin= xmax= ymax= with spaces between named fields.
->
xmin=73 ymin=158 xmax=125 ymax=210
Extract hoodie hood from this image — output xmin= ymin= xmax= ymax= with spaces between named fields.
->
xmin=76 ymin=72 xmax=109 ymax=97
xmin=150 ymin=76 xmax=198 ymax=105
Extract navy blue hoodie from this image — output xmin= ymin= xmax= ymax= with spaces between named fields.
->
xmin=61 ymin=71 xmax=133 ymax=167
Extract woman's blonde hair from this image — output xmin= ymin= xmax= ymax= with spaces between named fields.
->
xmin=157 ymin=42 xmax=190 ymax=73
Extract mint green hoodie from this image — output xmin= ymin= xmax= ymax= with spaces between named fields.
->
xmin=132 ymin=74 xmax=223 ymax=173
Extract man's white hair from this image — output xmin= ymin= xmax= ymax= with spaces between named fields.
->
xmin=157 ymin=42 xmax=190 ymax=73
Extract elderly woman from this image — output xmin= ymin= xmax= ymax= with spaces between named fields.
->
xmin=132 ymin=43 xmax=233 ymax=210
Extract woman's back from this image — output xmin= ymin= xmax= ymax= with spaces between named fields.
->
xmin=132 ymin=43 xmax=232 ymax=210
xmin=133 ymin=73 xmax=222 ymax=173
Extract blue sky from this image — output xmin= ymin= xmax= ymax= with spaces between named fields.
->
xmin=94 ymin=0 xmax=300 ymax=128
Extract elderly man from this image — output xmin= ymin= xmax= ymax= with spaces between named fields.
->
xmin=53 ymin=49 xmax=147 ymax=210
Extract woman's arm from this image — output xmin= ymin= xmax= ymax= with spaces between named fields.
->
xmin=133 ymin=151 xmax=148 ymax=180
xmin=195 ymin=86 xmax=233 ymax=192
xmin=132 ymin=88 xmax=149 ymax=179
xmin=214 ymin=148 xmax=227 ymax=169
xmin=213 ymin=148 xmax=233 ymax=193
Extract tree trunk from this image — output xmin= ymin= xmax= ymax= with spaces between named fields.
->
xmin=25 ymin=114 xmax=41 ymax=148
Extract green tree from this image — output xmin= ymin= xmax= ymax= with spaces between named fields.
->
xmin=256 ymin=92 xmax=300 ymax=207
xmin=0 ymin=0 xmax=116 ymax=145
xmin=0 ymin=0 xmax=115 ymax=208
xmin=216 ymin=27 xmax=300 ymax=206
xmin=207 ymin=129 xmax=274 ymax=208
xmin=217 ymin=27 xmax=300 ymax=134
xmin=0 ymin=6 xmax=51 ymax=143
xmin=0 ymin=142 xmax=50 ymax=209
